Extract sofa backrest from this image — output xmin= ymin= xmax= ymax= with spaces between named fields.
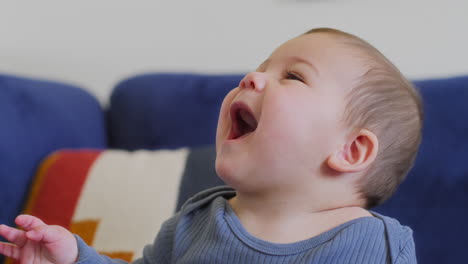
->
xmin=108 ymin=73 xmax=241 ymax=150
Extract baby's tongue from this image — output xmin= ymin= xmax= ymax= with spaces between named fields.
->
xmin=239 ymin=109 xmax=258 ymax=130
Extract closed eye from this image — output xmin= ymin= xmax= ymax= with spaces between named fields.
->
xmin=285 ymin=71 xmax=304 ymax=83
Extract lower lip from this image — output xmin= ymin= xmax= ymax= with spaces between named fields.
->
xmin=226 ymin=131 xmax=254 ymax=143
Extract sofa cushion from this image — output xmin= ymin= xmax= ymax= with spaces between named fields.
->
xmin=10 ymin=148 xmax=189 ymax=262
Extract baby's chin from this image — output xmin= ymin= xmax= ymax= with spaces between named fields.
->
xmin=215 ymin=158 xmax=247 ymax=190
xmin=215 ymin=158 xmax=233 ymax=183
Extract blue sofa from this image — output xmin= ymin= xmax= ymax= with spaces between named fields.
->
xmin=1 ymin=73 xmax=467 ymax=263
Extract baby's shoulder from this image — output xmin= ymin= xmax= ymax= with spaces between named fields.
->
xmin=370 ymin=212 xmax=414 ymax=240
xmin=337 ymin=212 xmax=413 ymax=242
xmin=333 ymin=215 xmax=387 ymax=242
xmin=369 ymin=212 xmax=415 ymax=262
xmin=324 ymin=215 xmax=411 ymax=263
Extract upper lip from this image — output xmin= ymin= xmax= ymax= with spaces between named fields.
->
xmin=228 ymin=101 xmax=258 ymax=140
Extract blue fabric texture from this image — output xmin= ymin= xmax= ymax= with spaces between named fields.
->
xmin=0 ymin=74 xmax=107 ymax=231
xmin=108 ymin=73 xmax=242 ymax=150
xmin=76 ymin=186 xmax=416 ymax=264
xmin=111 ymin=74 xmax=468 ymax=263
xmin=176 ymin=145 xmax=224 ymax=210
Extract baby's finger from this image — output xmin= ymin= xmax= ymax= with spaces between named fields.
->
xmin=15 ymin=214 xmax=46 ymax=231
xmin=0 ymin=225 xmax=26 ymax=247
xmin=0 ymin=241 xmax=20 ymax=259
xmin=26 ymin=225 xmax=65 ymax=244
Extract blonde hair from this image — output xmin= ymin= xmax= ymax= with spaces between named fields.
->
xmin=305 ymin=28 xmax=424 ymax=208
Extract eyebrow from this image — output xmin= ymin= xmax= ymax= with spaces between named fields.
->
xmin=257 ymin=57 xmax=319 ymax=75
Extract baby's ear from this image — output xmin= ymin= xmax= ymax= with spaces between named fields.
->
xmin=327 ymin=129 xmax=379 ymax=173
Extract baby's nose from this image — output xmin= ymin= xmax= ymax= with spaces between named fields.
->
xmin=239 ymin=72 xmax=266 ymax=92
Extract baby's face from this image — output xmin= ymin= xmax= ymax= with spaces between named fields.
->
xmin=215 ymin=33 xmax=364 ymax=192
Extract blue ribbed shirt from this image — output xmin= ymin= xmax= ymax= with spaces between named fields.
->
xmin=76 ymin=186 xmax=417 ymax=263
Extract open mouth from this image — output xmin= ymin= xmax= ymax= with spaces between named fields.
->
xmin=228 ymin=102 xmax=258 ymax=140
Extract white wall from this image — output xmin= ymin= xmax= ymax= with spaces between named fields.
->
xmin=1 ymin=0 xmax=467 ymax=104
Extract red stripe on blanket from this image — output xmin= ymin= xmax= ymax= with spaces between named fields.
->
xmin=24 ymin=150 xmax=102 ymax=229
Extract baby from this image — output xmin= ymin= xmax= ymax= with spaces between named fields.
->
xmin=0 ymin=28 xmax=422 ymax=263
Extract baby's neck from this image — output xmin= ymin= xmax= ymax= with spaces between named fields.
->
xmin=228 ymin=192 xmax=372 ymax=244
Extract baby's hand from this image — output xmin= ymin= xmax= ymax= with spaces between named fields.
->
xmin=0 ymin=214 xmax=78 ymax=264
